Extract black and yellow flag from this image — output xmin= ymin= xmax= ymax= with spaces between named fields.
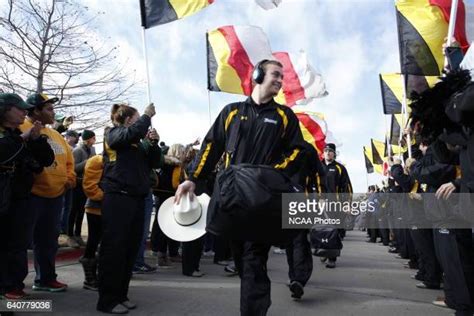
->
xmin=389 ymin=114 xmax=402 ymax=145
xmin=396 ymin=0 xmax=469 ymax=76
xmin=364 ymin=147 xmax=374 ymax=174
xmin=365 ymin=145 xmax=383 ymax=174
xmin=140 ymin=0 xmax=214 ymax=28
xmin=371 ymin=139 xmax=385 ymax=166
xmin=379 ymin=73 xmax=438 ymax=114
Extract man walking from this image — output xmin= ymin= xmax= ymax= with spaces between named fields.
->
xmin=175 ymin=59 xmax=306 ymax=315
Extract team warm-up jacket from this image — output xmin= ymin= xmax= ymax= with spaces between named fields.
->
xmin=295 ymin=142 xmax=327 ymax=194
xmin=188 ymin=97 xmax=306 ymax=181
xmin=101 ymin=115 xmax=163 ymax=197
xmin=321 ymin=160 xmax=353 ymax=194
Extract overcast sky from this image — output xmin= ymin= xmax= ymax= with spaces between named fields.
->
xmin=79 ymin=0 xmax=474 ymax=192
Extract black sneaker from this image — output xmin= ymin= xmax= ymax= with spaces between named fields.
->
xmin=289 ymin=281 xmax=304 ymax=300
xmin=132 ymin=263 xmax=157 ymax=274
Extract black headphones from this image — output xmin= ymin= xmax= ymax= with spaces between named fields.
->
xmin=252 ymin=59 xmax=269 ymax=84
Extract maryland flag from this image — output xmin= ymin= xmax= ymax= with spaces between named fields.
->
xmin=396 ymin=0 xmax=469 ymax=76
xmin=273 ymin=51 xmax=328 ymax=106
xmin=363 ymin=147 xmax=374 ymax=174
xmin=379 ymin=73 xmax=438 ymax=114
xmin=207 ymin=25 xmax=273 ymax=96
xmin=294 ymin=111 xmax=327 ymax=155
xmin=140 ymin=0 xmax=214 ymax=28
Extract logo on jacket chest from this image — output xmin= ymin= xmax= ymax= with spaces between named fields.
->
xmin=263 ymin=118 xmax=278 ymax=125
xmin=47 ymin=138 xmax=65 ymax=155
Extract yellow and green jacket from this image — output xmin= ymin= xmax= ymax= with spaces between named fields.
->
xmin=83 ymin=155 xmax=103 ymax=215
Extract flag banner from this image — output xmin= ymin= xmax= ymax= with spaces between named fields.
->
xmin=365 ymin=146 xmax=383 ymax=174
xmin=363 ymin=146 xmax=374 ymax=174
xmin=371 ymin=139 xmax=385 ymax=166
xmin=389 ymin=114 xmax=403 ymax=145
xmin=384 ymin=135 xmax=407 ymax=157
xmin=396 ymin=0 xmax=469 ymax=76
xmin=294 ymin=111 xmax=327 ymax=155
xmin=379 ymin=73 xmax=438 ymax=114
xmin=255 ymin=0 xmax=282 ymax=10
xmin=273 ymin=51 xmax=328 ymax=106
xmin=140 ymin=0 xmax=214 ymax=29
xmin=207 ymin=25 xmax=273 ymax=96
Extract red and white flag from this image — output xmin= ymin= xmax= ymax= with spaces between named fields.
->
xmin=274 ymin=51 xmax=328 ymax=106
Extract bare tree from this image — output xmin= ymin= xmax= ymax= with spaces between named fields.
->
xmin=0 ymin=0 xmax=140 ymax=130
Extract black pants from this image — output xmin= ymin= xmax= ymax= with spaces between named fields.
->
xmin=97 ymin=193 xmax=144 ymax=311
xmin=182 ymin=237 xmax=204 ymax=275
xmin=0 ymin=199 xmax=30 ymax=293
xmin=213 ymin=234 xmax=232 ymax=263
xmin=68 ymin=184 xmax=87 ymax=237
xmin=150 ymin=194 xmax=179 ymax=256
xmin=285 ymin=230 xmax=312 ymax=286
xmin=231 ymin=241 xmax=272 ymax=316
xmin=84 ymin=213 xmax=102 ymax=259
xmin=434 ymin=228 xmax=474 ymax=313
xmin=410 ymin=228 xmax=441 ymax=285
xmin=398 ymin=229 xmax=417 ymax=261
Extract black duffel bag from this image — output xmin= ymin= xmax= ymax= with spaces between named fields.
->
xmin=310 ymin=227 xmax=343 ymax=258
xmin=206 ymin=164 xmax=302 ymax=243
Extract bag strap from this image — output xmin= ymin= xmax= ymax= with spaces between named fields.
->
xmin=226 ymin=102 xmax=246 ymax=165
xmin=0 ymin=142 xmax=24 ymax=166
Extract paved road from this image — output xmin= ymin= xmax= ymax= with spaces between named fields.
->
xmin=12 ymin=231 xmax=451 ymax=315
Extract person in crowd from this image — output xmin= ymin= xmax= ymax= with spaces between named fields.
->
xmin=286 ymin=142 xmax=326 ymax=300
xmin=0 ymin=93 xmax=54 ymax=299
xmin=175 ymin=59 xmax=306 ymax=315
xmin=96 ymin=103 xmax=162 ymax=314
xmin=64 ymin=129 xmax=80 ymax=149
xmin=19 ymin=93 xmax=76 ymax=292
xmin=133 ymin=142 xmax=162 ymax=274
xmin=79 ymin=153 xmax=104 ymax=291
xmin=68 ymin=129 xmax=96 ymax=248
xmin=53 ymin=115 xmax=74 ymax=134
xmin=320 ymin=143 xmax=353 ymax=268
xmin=59 ymin=129 xmax=80 ymax=247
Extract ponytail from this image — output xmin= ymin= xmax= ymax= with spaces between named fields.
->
xmin=110 ymin=103 xmax=137 ymax=126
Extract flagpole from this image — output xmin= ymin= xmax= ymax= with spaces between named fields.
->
xmin=447 ymin=0 xmax=459 ymax=47
xmin=400 ymin=74 xmax=412 ymax=159
xmin=445 ymin=0 xmax=459 ymax=68
xmin=207 ymin=90 xmax=212 ymax=126
xmin=384 ymin=114 xmax=391 ymax=158
xmin=141 ymin=28 xmax=152 ymax=104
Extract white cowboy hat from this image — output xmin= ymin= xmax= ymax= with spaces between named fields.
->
xmin=157 ymin=192 xmax=210 ymax=242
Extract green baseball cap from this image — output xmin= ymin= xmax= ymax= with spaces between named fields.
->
xmin=26 ymin=93 xmax=59 ymax=107
xmin=0 ymin=93 xmax=33 ymax=110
